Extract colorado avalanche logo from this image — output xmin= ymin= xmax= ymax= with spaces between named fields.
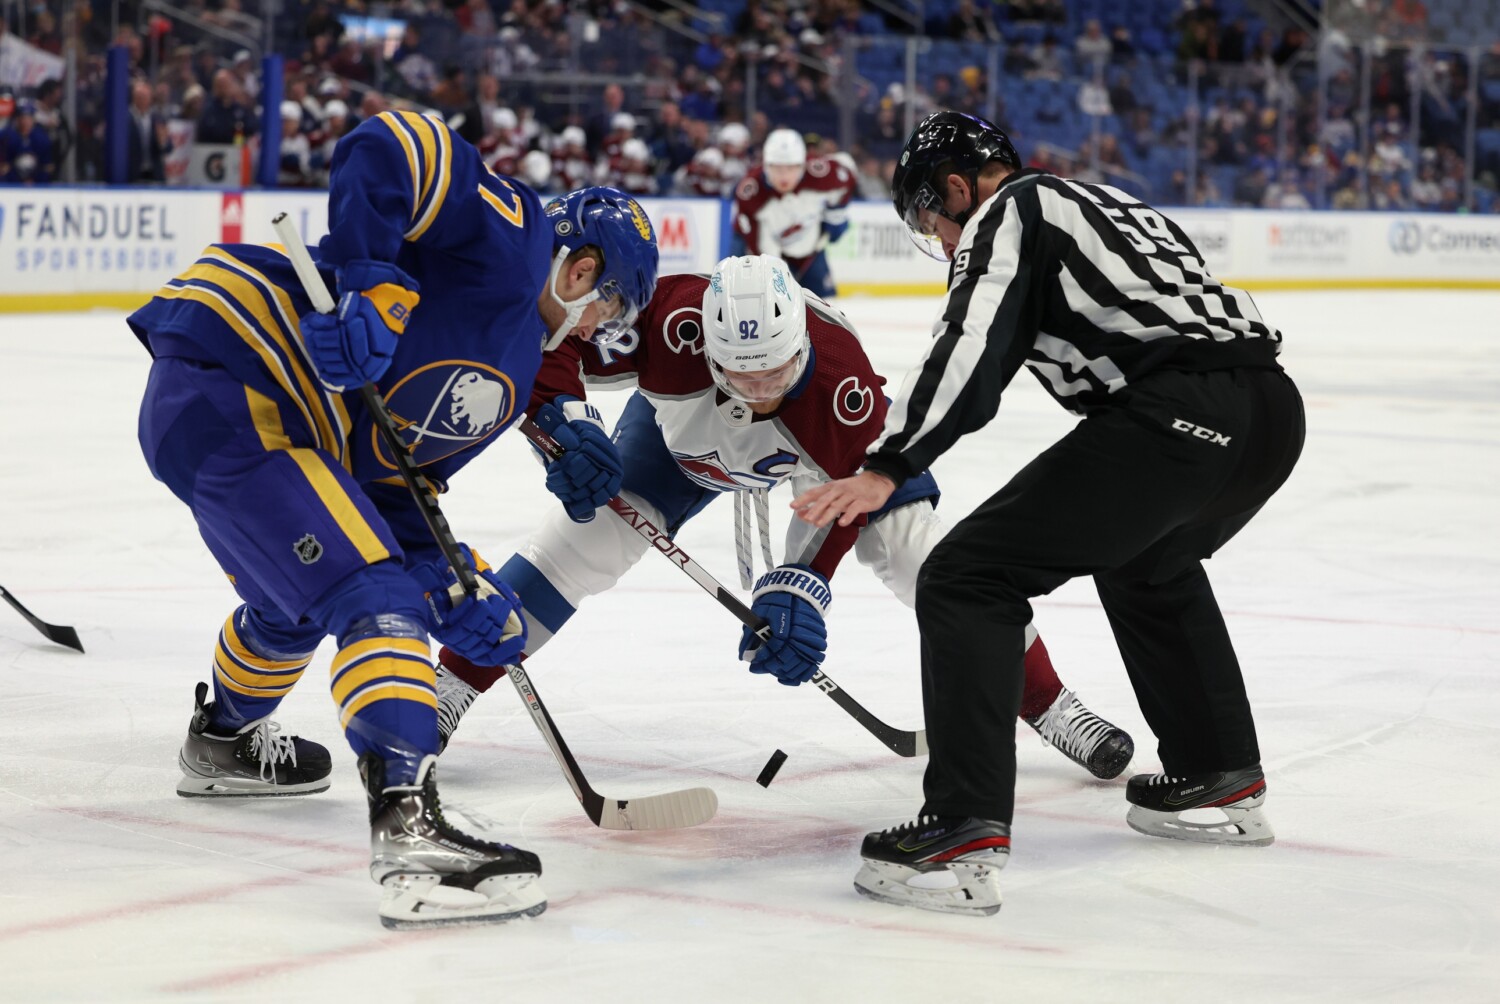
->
xmin=662 ymin=306 xmax=704 ymax=355
xmin=674 ymin=449 xmax=796 ymax=491
xmin=375 ymin=361 xmax=516 ymax=469
xmin=833 ymin=376 xmax=875 ymax=426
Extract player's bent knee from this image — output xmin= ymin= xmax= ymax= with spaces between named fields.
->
xmin=306 ymin=559 xmax=428 ymax=645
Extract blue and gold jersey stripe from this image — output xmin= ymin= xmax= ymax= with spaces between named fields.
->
xmin=155 ymin=253 xmax=348 ymax=467
xmin=374 ymin=111 xmax=454 ymax=242
xmin=243 ymin=386 xmax=393 ymax=565
xmin=213 ymin=614 xmax=312 ymax=699
xmin=330 ymin=636 xmax=436 ymax=728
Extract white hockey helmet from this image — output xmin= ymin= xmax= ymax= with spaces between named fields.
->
xmin=492 ymin=106 xmax=518 ymax=131
xmin=718 ymin=121 xmax=750 ymax=151
xmin=702 ymin=254 xmax=809 ymax=403
xmin=694 ymin=145 xmax=725 ymax=170
xmin=560 ymin=125 xmax=586 ymax=149
xmin=520 ymin=149 xmax=552 ymax=189
xmin=621 ymin=137 xmax=651 ymax=163
xmin=611 ymin=111 xmax=637 ymax=133
xmin=762 ymin=128 xmax=806 ymax=167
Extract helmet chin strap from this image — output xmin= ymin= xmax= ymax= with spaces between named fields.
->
xmin=542 ymin=247 xmax=603 ymax=351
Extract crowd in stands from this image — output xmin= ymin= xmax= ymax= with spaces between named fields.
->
xmin=1 ymin=0 xmax=1497 ymax=213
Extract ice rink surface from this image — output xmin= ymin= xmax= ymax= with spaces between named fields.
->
xmin=1 ymin=290 xmax=1498 ymax=1002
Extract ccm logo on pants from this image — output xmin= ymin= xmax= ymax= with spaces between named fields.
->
xmin=1171 ymin=418 xmax=1232 ymax=446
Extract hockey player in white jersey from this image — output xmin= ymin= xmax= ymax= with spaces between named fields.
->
xmin=431 ymin=255 xmax=1134 ymax=779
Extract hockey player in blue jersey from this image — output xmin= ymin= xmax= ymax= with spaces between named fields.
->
xmin=129 ymin=108 xmax=658 ymax=928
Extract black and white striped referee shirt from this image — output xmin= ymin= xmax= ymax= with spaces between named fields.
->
xmin=864 ymin=168 xmax=1283 ymax=485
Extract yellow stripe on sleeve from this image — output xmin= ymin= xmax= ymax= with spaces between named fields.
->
xmin=397 ymin=112 xmax=439 ymax=225
xmin=156 ymin=283 xmax=321 ymax=442
xmin=209 ymin=249 xmax=353 ymax=467
xmin=407 ymin=116 xmax=453 ymax=241
xmin=167 ymin=260 xmax=337 ymax=454
xmin=376 ymin=111 xmax=423 ymax=223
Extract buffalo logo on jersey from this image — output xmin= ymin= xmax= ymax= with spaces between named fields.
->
xmin=674 ymin=448 xmax=798 ymax=491
xmin=374 ymin=362 xmax=516 ymax=469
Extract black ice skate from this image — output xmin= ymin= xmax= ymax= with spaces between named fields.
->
xmin=1025 ymin=687 xmax=1135 ymax=780
xmin=176 ymin=682 xmax=332 ymax=797
xmin=362 ymin=754 xmax=546 ymax=929
xmin=1126 ymin=765 xmax=1274 ymax=846
xmin=434 ymin=663 xmax=479 ymax=753
xmin=853 ymin=815 xmax=1010 ymax=916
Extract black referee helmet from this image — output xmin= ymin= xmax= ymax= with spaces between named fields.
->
xmin=891 ymin=111 xmax=1021 ymax=258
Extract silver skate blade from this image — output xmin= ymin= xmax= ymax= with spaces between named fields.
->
xmin=1126 ymin=804 xmax=1276 ymax=846
xmin=176 ymin=757 xmax=330 ymax=797
xmin=853 ymin=860 xmax=1002 ymax=917
xmin=591 ymin=786 xmax=718 ymax=830
xmin=378 ymin=874 xmax=547 ymax=929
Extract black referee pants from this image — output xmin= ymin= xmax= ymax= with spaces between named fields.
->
xmin=914 ymin=366 xmax=1305 ymax=824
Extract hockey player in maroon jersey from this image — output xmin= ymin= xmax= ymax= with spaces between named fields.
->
xmin=732 ymin=129 xmax=855 ymax=298
xmin=431 ymin=255 xmax=1135 ymax=779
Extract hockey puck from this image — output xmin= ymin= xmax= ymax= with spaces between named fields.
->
xmin=756 ymin=749 xmax=788 ymax=787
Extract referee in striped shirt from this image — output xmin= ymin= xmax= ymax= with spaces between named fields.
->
xmin=793 ymin=112 xmax=1305 ymax=916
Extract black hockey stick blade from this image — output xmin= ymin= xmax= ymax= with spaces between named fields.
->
xmin=0 ymin=585 xmax=84 ymax=652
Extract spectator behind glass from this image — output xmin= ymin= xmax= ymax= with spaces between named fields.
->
xmin=0 ymin=101 xmax=54 ymax=184
xmin=948 ymin=0 xmax=1000 ymax=43
xmin=392 ymin=24 xmax=438 ymax=98
xmin=649 ymin=101 xmax=697 ymax=174
xmin=198 ymin=68 xmax=257 ymax=144
xmin=126 ymin=79 xmax=171 ymax=182
xmin=586 ymin=83 xmax=626 ymax=151
xmin=1076 ymin=19 xmax=1111 ymax=67
xmin=276 ymin=100 xmax=311 ymax=187
xmin=33 ymin=78 xmax=72 ymax=172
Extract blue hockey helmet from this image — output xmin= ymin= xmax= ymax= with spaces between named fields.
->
xmin=542 ymin=186 xmax=660 ymax=350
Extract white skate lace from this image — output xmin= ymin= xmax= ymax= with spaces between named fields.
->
xmin=733 ymin=488 xmax=775 ymax=590
xmin=1031 ymin=689 xmax=1115 ymax=761
xmin=435 ymin=667 xmax=478 ymax=737
xmin=246 ymin=720 xmax=298 ymax=781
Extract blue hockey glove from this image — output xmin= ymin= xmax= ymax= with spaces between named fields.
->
xmin=533 ymin=396 xmax=623 ymax=524
xmin=301 ymin=259 xmax=421 ymax=392
xmin=738 ymin=564 xmax=830 ymax=686
xmin=409 ymin=544 xmax=528 ymax=667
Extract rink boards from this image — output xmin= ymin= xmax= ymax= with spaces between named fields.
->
xmin=2 ymin=186 xmax=1498 ymax=311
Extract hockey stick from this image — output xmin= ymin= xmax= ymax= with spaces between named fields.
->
xmin=0 ymin=584 xmax=84 ymax=652
xmin=271 ymin=214 xmax=718 ymax=830
xmin=519 ymin=417 xmax=928 ymax=758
